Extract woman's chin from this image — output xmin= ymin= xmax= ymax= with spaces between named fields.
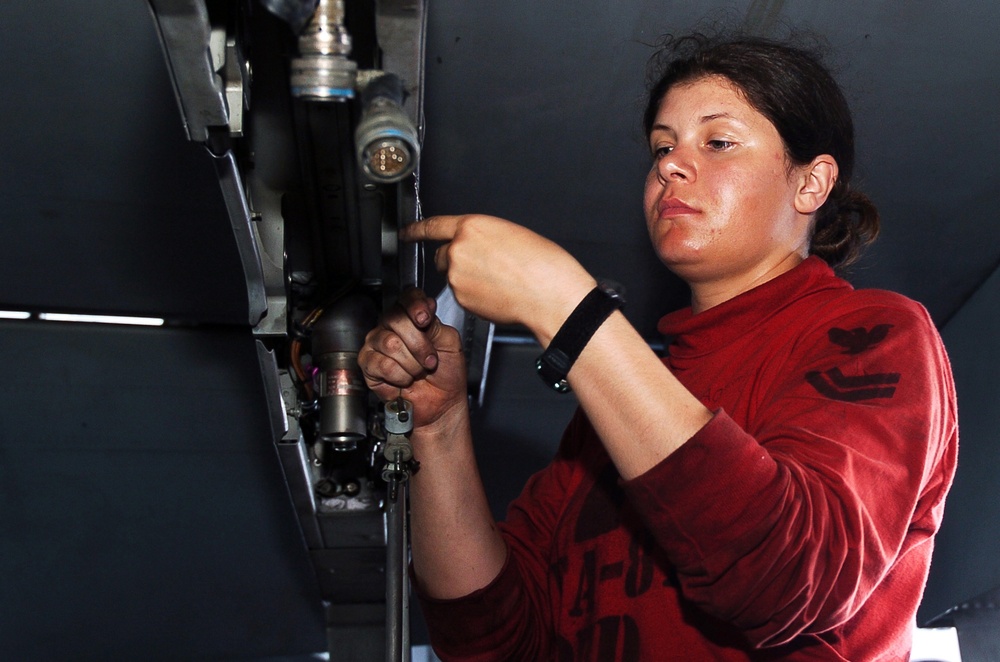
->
xmin=655 ymin=242 xmax=711 ymax=276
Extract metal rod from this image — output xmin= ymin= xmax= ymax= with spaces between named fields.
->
xmin=386 ymin=475 xmax=408 ymax=662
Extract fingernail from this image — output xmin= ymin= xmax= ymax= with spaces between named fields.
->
xmin=415 ymin=311 xmax=429 ymax=326
xmin=424 ymin=355 xmax=437 ymax=369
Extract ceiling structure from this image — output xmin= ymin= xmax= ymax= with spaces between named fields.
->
xmin=1 ymin=0 xmax=998 ymax=659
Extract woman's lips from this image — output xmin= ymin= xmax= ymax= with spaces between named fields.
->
xmin=658 ymin=198 xmax=698 ymax=217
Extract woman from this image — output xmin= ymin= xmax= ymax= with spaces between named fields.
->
xmin=359 ymin=34 xmax=957 ymax=660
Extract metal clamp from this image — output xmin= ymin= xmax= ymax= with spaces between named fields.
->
xmin=382 ymin=397 xmax=416 ymax=495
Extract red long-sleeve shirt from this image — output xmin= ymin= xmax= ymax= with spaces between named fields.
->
xmin=419 ymin=257 xmax=958 ymax=661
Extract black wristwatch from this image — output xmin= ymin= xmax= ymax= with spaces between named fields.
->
xmin=535 ymin=282 xmax=625 ymax=393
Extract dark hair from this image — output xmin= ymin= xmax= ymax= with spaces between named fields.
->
xmin=644 ymin=33 xmax=879 ymax=269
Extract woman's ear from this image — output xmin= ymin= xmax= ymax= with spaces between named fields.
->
xmin=794 ymin=155 xmax=838 ymax=215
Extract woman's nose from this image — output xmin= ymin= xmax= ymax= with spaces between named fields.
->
xmin=656 ymin=147 xmax=694 ymax=183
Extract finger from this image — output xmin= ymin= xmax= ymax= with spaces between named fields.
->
xmin=382 ymin=306 xmax=440 ymax=371
xmin=358 ymin=334 xmax=425 ymax=405
xmin=398 ymin=287 xmax=438 ymax=329
xmin=367 ymin=324 xmax=430 ymax=376
xmin=357 ymin=345 xmax=409 ymax=402
xmin=423 ymin=315 xmax=464 ymax=356
xmin=400 ymin=215 xmax=464 ymax=242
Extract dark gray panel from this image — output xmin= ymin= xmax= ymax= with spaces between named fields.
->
xmin=0 ymin=321 xmax=324 ymax=659
xmin=921 ymin=268 xmax=1000 ymax=623
xmin=0 ymin=2 xmax=248 ymax=324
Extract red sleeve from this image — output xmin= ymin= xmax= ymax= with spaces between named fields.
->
xmin=416 ymin=410 xmax=591 ymax=660
xmin=621 ymin=298 xmax=957 ymax=647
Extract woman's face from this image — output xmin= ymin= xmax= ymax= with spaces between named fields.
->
xmin=643 ymin=75 xmax=815 ymax=297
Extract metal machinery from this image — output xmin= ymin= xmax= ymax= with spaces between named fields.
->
xmin=146 ymin=1 xmax=491 ymax=658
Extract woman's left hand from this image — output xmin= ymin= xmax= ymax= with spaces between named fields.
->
xmin=401 ymin=214 xmax=596 ymax=338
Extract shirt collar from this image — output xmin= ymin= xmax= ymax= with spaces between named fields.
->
xmin=657 ymin=256 xmax=850 ymax=361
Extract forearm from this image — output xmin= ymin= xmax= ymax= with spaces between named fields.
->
xmin=408 ymin=407 xmax=508 ymax=600
xmin=534 ymin=308 xmax=713 ymax=480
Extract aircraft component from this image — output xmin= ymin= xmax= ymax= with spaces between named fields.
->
xmin=290 ymin=0 xmax=357 ymax=100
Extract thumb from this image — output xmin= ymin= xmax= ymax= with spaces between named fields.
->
xmin=424 ymin=314 xmax=464 ymax=356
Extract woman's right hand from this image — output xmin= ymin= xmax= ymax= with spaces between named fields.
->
xmin=358 ymin=287 xmax=469 ymax=433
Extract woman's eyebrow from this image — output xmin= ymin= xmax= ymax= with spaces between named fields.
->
xmin=650 ymin=112 xmax=744 ymax=134
xmin=649 ymin=122 xmax=674 ymax=134
xmin=700 ymin=111 xmax=742 ymax=125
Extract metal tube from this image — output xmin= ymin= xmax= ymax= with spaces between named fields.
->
xmin=312 ymin=296 xmax=377 ymax=450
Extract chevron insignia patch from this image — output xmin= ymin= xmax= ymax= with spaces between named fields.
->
xmin=805 ymin=324 xmax=902 ymax=401
xmin=805 ymin=367 xmax=900 ymax=402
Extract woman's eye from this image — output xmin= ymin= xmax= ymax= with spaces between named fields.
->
xmin=652 ymin=145 xmax=673 ymax=159
xmin=707 ymin=139 xmax=735 ymax=151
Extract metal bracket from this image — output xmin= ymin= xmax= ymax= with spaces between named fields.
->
xmin=147 ymin=0 xmax=230 ymax=142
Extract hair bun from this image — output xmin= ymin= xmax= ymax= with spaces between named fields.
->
xmin=810 ymin=184 xmax=880 ymax=269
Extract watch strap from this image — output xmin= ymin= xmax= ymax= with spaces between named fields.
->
xmin=535 ymin=284 xmax=624 ymax=393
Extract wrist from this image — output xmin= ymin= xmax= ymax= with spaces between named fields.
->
xmin=530 ymin=277 xmax=598 ymax=347
xmin=535 ymin=282 xmax=625 ymax=393
xmin=409 ymin=399 xmax=471 ymax=449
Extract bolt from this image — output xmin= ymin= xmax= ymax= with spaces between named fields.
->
xmin=315 ymin=479 xmax=341 ymax=497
